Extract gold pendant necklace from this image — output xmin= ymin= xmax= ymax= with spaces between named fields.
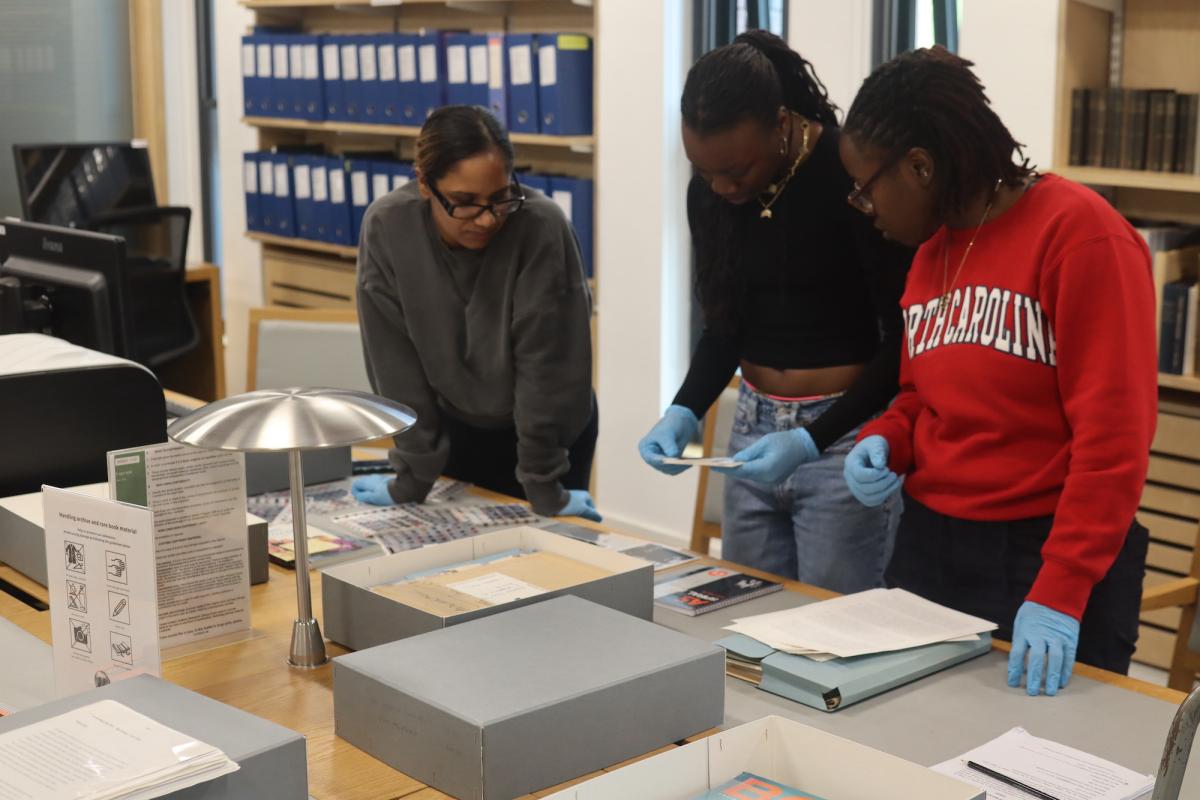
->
xmin=938 ymin=178 xmax=1003 ymax=314
xmin=759 ymin=118 xmax=811 ymax=220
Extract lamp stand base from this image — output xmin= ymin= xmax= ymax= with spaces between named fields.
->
xmin=288 ymin=617 xmax=328 ymax=669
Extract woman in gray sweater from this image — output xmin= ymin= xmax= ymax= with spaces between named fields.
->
xmin=351 ymin=106 xmax=599 ymax=521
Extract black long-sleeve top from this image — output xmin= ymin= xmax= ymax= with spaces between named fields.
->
xmin=673 ymin=126 xmax=913 ymax=451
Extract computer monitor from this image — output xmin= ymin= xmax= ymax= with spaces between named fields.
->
xmin=0 ymin=219 xmax=131 ymax=357
xmin=12 ymin=141 xmax=156 ymax=228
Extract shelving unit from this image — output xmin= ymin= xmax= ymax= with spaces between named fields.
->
xmin=240 ymin=0 xmax=596 ymax=308
xmin=1053 ymin=0 xmax=1200 ymax=673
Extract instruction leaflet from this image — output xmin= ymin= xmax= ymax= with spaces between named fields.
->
xmin=108 ymin=442 xmax=251 ymax=650
xmin=42 ymin=486 xmax=160 ymax=696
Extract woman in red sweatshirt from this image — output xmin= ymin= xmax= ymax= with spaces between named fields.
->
xmin=837 ymin=48 xmax=1156 ymax=696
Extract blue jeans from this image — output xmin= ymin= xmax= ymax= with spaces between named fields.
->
xmin=721 ymin=382 xmax=901 ymax=593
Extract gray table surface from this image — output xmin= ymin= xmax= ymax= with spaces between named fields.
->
xmin=655 ymin=589 xmax=1200 ymax=795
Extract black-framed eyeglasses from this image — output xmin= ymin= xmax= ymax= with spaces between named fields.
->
xmin=429 ymin=180 xmax=525 ymax=220
xmin=846 ymin=153 xmax=904 ymax=215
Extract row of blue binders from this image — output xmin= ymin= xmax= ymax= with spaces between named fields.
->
xmin=244 ymin=151 xmax=594 ymax=277
xmin=241 ymin=30 xmax=593 ymax=136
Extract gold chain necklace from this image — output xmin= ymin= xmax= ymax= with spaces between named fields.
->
xmin=938 ymin=178 xmax=1002 ymax=312
xmin=758 ymin=117 xmax=811 ymax=220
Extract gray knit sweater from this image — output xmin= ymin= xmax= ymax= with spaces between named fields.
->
xmin=356 ymin=181 xmax=593 ymax=514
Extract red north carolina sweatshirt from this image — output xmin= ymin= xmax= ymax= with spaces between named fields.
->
xmin=859 ymin=174 xmax=1157 ymax=619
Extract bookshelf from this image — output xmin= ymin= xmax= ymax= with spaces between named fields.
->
xmin=240 ymin=0 xmax=596 ymax=308
xmin=1053 ymin=0 xmax=1200 ymax=674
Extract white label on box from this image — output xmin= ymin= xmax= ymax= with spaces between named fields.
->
xmin=469 ymin=44 xmax=488 ymax=85
xmin=448 ymin=573 xmax=546 ymax=605
xmin=418 ymin=43 xmax=438 ymax=83
xmin=274 ymin=163 xmax=289 ymax=197
xmin=447 ymin=44 xmax=467 ymax=85
xmin=392 ymin=174 xmax=410 ymax=190
xmin=242 ymin=43 xmax=255 ymax=77
xmin=552 ymin=189 xmax=573 ymax=221
xmin=273 ymin=43 xmax=288 ymax=79
xmin=290 ymin=43 xmax=304 ymax=81
xmin=509 ymin=44 xmax=532 ymax=86
xmin=329 ymin=169 xmax=346 ymax=203
xmin=360 ymin=43 xmax=377 ymax=81
xmin=372 ymin=173 xmax=389 ymax=200
xmin=312 ymin=165 xmax=328 ymax=201
xmin=244 ymin=160 xmax=257 ymax=193
xmin=398 ymin=44 xmax=416 ymax=82
xmin=259 ymin=161 xmax=273 ymax=194
xmin=378 ymin=44 xmax=396 ymax=81
xmin=488 ymin=38 xmax=503 ymax=89
xmin=539 ymin=45 xmax=557 ymax=87
xmin=351 ymin=171 xmax=369 ymax=206
xmin=341 ymin=44 xmax=359 ymax=80
xmin=257 ymin=44 xmax=272 ymax=78
xmin=295 ymin=164 xmax=311 ymax=200
xmin=323 ymin=43 xmax=340 ymax=80
xmin=304 ymin=44 xmax=319 ymax=79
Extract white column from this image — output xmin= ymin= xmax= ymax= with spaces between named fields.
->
xmin=594 ymin=0 xmax=699 ymax=541
xmin=788 ymin=0 xmax=874 ymax=116
xmin=959 ymin=0 xmax=1061 ymax=170
xmin=214 ymin=0 xmax=262 ymax=395
xmin=161 ymin=3 xmax=206 ymax=266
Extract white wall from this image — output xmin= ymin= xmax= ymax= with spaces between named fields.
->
xmin=214 ymin=0 xmax=261 ymax=396
xmin=788 ymin=0 xmax=873 ymax=118
xmin=959 ymin=0 xmax=1060 ymax=171
xmin=593 ymin=0 xmax=700 ymax=542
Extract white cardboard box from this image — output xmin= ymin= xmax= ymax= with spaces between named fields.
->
xmin=321 ymin=525 xmax=654 ymax=650
xmin=542 ymin=715 xmax=985 ymax=800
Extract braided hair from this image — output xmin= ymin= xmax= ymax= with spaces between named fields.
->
xmin=682 ymin=30 xmax=839 ymax=328
xmin=843 ymin=46 xmax=1034 ymax=217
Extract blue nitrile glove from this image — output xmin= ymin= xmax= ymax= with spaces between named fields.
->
xmin=351 ymin=474 xmax=395 ymax=506
xmin=638 ymin=405 xmax=700 ymax=475
xmin=843 ymin=435 xmax=902 ymax=507
xmin=1007 ymin=600 xmax=1080 ymax=697
xmin=713 ymin=428 xmax=820 ymax=483
xmin=557 ymin=489 xmax=602 ymax=522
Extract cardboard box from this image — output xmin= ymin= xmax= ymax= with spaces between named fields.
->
xmin=542 ymin=715 xmax=985 ymax=800
xmin=333 ymin=594 xmax=725 ymax=800
xmin=0 ymin=483 xmax=270 ymax=585
xmin=0 ymin=674 xmax=308 ymax=799
xmin=321 ymin=525 xmax=654 ymax=651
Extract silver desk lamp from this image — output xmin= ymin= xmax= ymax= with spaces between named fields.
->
xmin=167 ymin=387 xmax=416 ymax=668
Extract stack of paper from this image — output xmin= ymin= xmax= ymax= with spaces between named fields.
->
xmin=725 ymin=588 xmax=997 ymax=661
xmin=933 ymin=726 xmax=1154 ymax=800
xmin=0 ymin=699 xmax=238 ymax=799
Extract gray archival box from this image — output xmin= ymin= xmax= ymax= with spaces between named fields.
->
xmin=333 ymin=594 xmax=726 ymax=800
xmin=0 ymin=674 xmax=307 ymax=799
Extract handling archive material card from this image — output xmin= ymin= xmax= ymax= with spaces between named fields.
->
xmin=0 ymin=699 xmax=238 ymax=799
xmin=107 ymin=442 xmax=251 ymax=650
xmin=42 ymin=486 xmax=161 ymax=696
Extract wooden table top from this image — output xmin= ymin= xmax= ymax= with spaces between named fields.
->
xmin=0 ymin=491 xmax=1185 ymax=799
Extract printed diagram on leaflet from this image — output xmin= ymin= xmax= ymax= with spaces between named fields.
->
xmin=69 ymin=618 xmax=92 ymax=654
xmin=106 ymin=551 xmax=128 ymax=585
xmin=108 ymin=591 xmax=130 ymax=625
xmin=64 ymin=540 xmax=86 ymax=573
xmin=110 ymin=631 xmax=133 ymax=665
xmin=66 ymin=580 xmax=87 ymax=612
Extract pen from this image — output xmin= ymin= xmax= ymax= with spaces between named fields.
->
xmin=966 ymin=761 xmax=1062 ymax=800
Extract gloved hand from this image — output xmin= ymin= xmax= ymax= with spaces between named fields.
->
xmin=843 ymin=435 xmax=902 ymax=507
xmin=713 ymin=428 xmax=819 ymax=483
xmin=638 ymin=405 xmax=700 ymax=475
xmin=1007 ymin=600 xmax=1080 ymax=697
xmin=351 ymin=474 xmax=395 ymax=506
xmin=556 ymin=489 xmax=602 ymax=522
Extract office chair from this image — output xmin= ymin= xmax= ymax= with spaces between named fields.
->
xmin=90 ymin=205 xmax=199 ymax=368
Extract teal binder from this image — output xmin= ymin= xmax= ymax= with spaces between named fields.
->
xmin=718 ymin=632 xmax=992 ymax=712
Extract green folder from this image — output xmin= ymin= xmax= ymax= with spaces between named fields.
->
xmin=718 ymin=632 xmax=992 ymax=712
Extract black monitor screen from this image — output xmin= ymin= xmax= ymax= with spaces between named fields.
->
xmin=12 ymin=142 xmax=156 ymax=229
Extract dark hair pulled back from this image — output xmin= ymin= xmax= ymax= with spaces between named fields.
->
xmin=843 ymin=46 xmax=1034 ymax=216
xmin=415 ymin=105 xmax=515 ymax=184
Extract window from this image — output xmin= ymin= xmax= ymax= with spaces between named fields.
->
xmin=695 ymin=0 xmax=787 ymax=58
xmin=874 ymin=0 xmax=961 ymax=67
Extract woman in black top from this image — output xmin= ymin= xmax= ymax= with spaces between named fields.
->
xmin=637 ymin=31 xmax=912 ymax=591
